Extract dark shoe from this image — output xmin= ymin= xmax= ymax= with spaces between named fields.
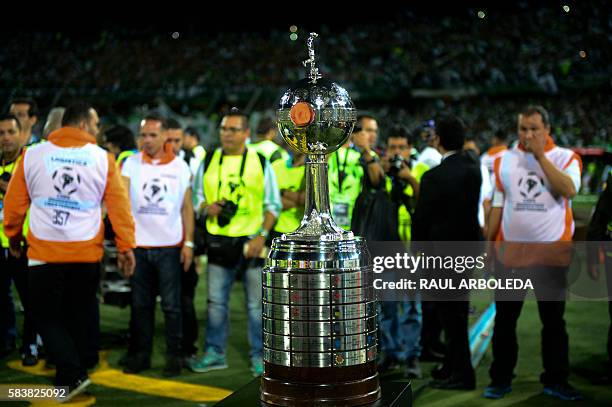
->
xmin=162 ymin=357 xmax=182 ymax=377
xmin=59 ymin=376 xmax=91 ymax=403
xmin=118 ymin=352 xmax=129 ymax=367
xmin=21 ymin=344 xmax=39 ymax=367
xmin=0 ymin=342 xmax=16 ymax=359
xmin=84 ymin=358 xmax=99 ymax=370
xmin=181 ymin=354 xmax=197 ymax=369
xmin=431 ymin=364 xmax=451 ymax=381
xmin=543 ymin=383 xmax=583 ymax=401
xmin=430 ymin=378 xmax=476 ymax=390
xmin=45 ymin=359 xmax=56 ymax=369
xmin=483 ymin=383 xmax=512 ymax=399
xmin=123 ymin=354 xmax=151 ymax=374
xmin=377 ymin=355 xmax=400 ymax=374
xmin=405 ymin=357 xmax=422 ymax=379
xmin=591 ymin=373 xmax=612 ymax=385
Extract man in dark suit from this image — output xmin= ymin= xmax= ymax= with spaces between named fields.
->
xmin=412 ymin=114 xmax=482 ymax=390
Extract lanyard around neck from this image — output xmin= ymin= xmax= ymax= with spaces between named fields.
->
xmin=335 ymin=147 xmax=350 ymax=192
xmin=216 ymin=148 xmax=248 ymax=202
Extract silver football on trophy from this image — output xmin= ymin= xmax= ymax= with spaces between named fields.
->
xmin=277 ymin=34 xmax=356 ymax=156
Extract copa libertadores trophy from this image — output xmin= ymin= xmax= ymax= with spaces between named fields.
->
xmin=260 ymin=32 xmax=380 ymax=406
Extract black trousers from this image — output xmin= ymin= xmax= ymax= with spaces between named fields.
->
xmin=489 ymin=265 xmax=570 ymax=386
xmin=0 ymin=249 xmax=37 ymax=352
xmin=437 ymin=300 xmax=475 ymax=383
xmin=421 ymin=301 xmax=445 ymax=355
xmin=606 ymin=255 xmax=612 ymax=368
xmin=181 ymin=260 xmax=199 ymax=356
xmin=29 ymin=263 xmax=100 ymax=386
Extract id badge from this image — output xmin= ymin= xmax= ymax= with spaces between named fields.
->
xmin=332 ymin=202 xmax=349 ymax=227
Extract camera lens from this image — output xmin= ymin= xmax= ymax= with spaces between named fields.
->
xmin=217 ymin=201 xmax=238 ymax=227
xmin=388 ymin=154 xmax=404 ymax=177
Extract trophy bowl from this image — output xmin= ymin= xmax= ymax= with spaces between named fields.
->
xmin=277 ymin=77 xmax=356 ymax=156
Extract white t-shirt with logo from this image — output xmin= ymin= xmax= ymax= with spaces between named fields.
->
xmin=24 ymin=142 xmax=108 ymax=242
xmin=122 ymin=153 xmax=191 ymax=247
xmin=492 ymin=145 xmax=581 ymax=242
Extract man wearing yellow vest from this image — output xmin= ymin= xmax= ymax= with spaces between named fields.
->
xmin=328 ymin=124 xmax=365 ymax=230
xmin=3 ymin=102 xmax=136 ymax=401
xmin=328 ymin=121 xmax=384 ymax=231
xmin=190 ymin=109 xmax=280 ymax=376
xmin=377 ymin=125 xmax=429 ymax=379
xmin=0 ymin=114 xmax=38 ymax=366
xmin=121 ymin=113 xmax=194 ymax=377
xmin=485 ymin=105 xmax=583 ymax=401
xmin=271 ymin=150 xmax=305 ymax=240
xmin=251 ymin=116 xmax=288 ymax=165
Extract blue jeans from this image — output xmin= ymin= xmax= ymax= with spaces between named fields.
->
xmin=378 ymin=299 xmax=422 ymax=361
xmin=204 ymin=260 xmax=262 ymax=358
xmin=130 ymin=247 xmax=182 ymax=358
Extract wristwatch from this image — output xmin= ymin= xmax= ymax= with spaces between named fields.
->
xmin=184 ymin=241 xmax=195 ymax=249
xmin=259 ymin=229 xmax=270 ymax=239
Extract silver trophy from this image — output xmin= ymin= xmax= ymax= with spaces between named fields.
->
xmin=261 ymin=33 xmax=380 ymax=407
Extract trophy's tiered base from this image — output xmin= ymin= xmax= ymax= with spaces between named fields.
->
xmin=260 ymin=237 xmax=380 ymax=406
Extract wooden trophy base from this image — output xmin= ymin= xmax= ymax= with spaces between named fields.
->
xmin=260 ymin=362 xmax=381 ymax=406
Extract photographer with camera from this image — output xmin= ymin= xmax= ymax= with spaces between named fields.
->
xmin=376 ymin=124 xmax=429 ymax=379
xmin=382 ymin=125 xmax=429 ymax=241
xmin=190 ymin=109 xmax=280 ymax=376
xmin=121 ymin=113 xmax=194 ymax=377
xmin=0 ymin=114 xmax=39 ymax=366
xmin=330 ymin=118 xmax=384 ymax=232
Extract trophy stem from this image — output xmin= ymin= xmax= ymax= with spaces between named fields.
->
xmin=283 ymin=154 xmax=350 ymax=241
xmin=305 ymin=154 xmax=331 ymax=219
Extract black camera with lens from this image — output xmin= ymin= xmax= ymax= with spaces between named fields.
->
xmin=0 ymin=172 xmax=11 ymax=194
xmin=388 ymin=154 xmax=405 ymax=178
xmin=217 ymin=200 xmax=238 ymax=227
